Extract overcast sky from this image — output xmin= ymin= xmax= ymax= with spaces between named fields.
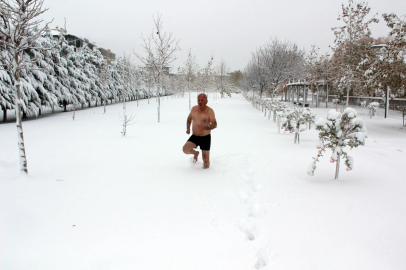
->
xmin=42 ymin=0 xmax=406 ymax=72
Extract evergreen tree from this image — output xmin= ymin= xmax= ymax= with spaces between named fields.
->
xmin=0 ymin=0 xmax=53 ymax=173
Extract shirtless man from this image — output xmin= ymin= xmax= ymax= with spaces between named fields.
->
xmin=182 ymin=93 xmax=217 ymax=168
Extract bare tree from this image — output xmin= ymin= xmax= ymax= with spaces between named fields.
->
xmin=197 ymin=55 xmax=214 ymax=96
xmin=134 ymin=13 xmax=180 ymax=122
xmin=262 ymin=38 xmax=305 ymax=101
xmin=0 ymin=0 xmax=53 ymax=174
xmin=179 ymin=48 xmax=199 ymax=110
xmin=247 ymin=49 xmax=270 ymax=98
xmin=118 ymin=54 xmax=136 ymax=137
xmin=243 ymin=38 xmax=304 ymax=101
xmin=216 ymin=59 xmax=231 ymax=98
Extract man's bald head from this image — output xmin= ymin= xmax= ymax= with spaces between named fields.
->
xmin=198 ymin=93 xmax=207 ymax=100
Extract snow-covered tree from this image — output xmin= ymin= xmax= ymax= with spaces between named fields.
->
xmin=116 ymin=54 xmax=136 ymax=136
xmin=50 ymin=35 xmax=78 ymax=112
xmin=0 ymin=0 xmax=53 ymax=174
xmin=97 ymin=60 xmax=112 ymax=113
xmin=363 ymin=14 xmax=406 ymax=100
xmin=197 ymin=55 xmax=214 ymax=96
xmin=262 ymin=38 xmax=305 ymax=101
xmin=134 ymin=13 xmax=180 ymax=122
xmin=179 ymin=49 xmax=199 ymax=109
xmin=243 ymin=38 xmax=304 ymax=100
xmin=281 ymin=107 xmax=315 ymax=144
xmin=216 ymin=59 xmax=231 ymax=98
xmin=308 ymin=108 xmax=367 ymax=179
xmin=330 ymin=0 xmax=378 ymax=99
xmin=0 ymin=63 xmax=14 ymax=121
xmin=367 ymin=101 xmax=380 ymax=118
xmin=138 ymin=66 xmax=155 ymax=104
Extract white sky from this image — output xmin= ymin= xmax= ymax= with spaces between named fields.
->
xmin=42 ymin=0 xmax=406 ymax=72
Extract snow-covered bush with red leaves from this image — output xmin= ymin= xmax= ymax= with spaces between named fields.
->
xmin=308 ymin=108 xmax=367 ymax=179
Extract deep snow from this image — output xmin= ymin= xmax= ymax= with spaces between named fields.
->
xmin=1 ymin=93 xmax=406 ymax=270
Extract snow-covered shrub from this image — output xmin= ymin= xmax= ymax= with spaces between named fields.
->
xmin=308 ymin=108 xmax=367 ymax=179
xmin=281 ymin=107 xmax=316 ymax=144
xmin=301 ymin=108 xmax=316 ymax=129
xmin=275 ymin=108 xmax=289 ymax=133
xmin=271 ymin=100 xmax=287 ymax=122
xmin=367 ymin=102 xmax=380 ymax=118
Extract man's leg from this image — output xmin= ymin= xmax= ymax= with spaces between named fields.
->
xmin=183 ymin=141 xmax=199 ymax=163
xmin=202 ymin=150 xmax=210 ymax=168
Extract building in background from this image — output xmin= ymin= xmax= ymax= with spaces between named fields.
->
xmin=51 ymin=27 xmax=116 ymax=64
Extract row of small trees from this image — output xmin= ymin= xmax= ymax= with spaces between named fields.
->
xmin=244 ymin=93 xmax=316 ymax=144
xmin=241 ymin=0 xmax=406 ymax=103
xmin=243 ymin=92 xmax=367 ymax=180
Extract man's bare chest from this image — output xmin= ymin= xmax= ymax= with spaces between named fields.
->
xmin=192 ymin=111 xmax=210 ymax=124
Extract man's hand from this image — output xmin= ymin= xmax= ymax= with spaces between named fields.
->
xmin=186 ymin=127 xmax=190 ymax=134
xmin=204 ymin=124 xmax=211 ymax=130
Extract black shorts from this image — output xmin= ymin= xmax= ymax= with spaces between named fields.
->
xmin=188 ymin=134 xmax=211 ymax=151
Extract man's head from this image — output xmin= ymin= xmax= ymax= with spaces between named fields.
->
xmin=197 ymin=93 xmax=208 ymax=109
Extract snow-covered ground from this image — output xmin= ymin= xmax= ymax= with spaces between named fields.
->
xmin=1 ymin=93 xmax=406 ymax=270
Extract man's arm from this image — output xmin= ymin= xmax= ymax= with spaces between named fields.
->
xmin=205 ymin=109 xmax=217 ymax=130
xmin=186 ymin=112 xmax=192 ymax=134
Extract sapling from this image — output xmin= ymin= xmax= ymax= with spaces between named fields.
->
xmin=308 ymin=108 xmax=367 ymax=179
xmin=281 ymin=107 xmax=315 ymax=143
xmin=332 ymin=99 xmax=340 ymax=110
xmin=119 ymin=113 xmax=136 ymax=137
xmin=367 ymin=102 xmax=380 ymax=118
xmin=360 ymin=100 xmax=367 ymax=116
xmin=272 ymin=100 xmax=287 ymax=123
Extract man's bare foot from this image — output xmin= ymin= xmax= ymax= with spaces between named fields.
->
xmin=203 ymin=161 xmax=210 ymax=168
xmin=193 ymin=151 xmax=199 ymax=164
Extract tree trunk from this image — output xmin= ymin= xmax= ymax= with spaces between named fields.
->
xmin=2 ymin=106 xmax=6 ymax=122
xmin=334 ymin=156 xmax=340 ymax=179
xmin=158 ymin=96 xmax=161 ymax=122
xmin=303 ymin=86 xmax=307 ymax=108
xmin=189 ymin=90 xmax=192 ymax=111
xmin=15 ymin=82 xmax=28 ymax=174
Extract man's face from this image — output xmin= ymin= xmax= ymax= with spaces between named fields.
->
xmin=198 ymin=94 xmax=207 ymax=108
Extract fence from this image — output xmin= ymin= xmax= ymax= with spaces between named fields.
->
xmin=307 ymin=95 xmax=406 ymax=112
